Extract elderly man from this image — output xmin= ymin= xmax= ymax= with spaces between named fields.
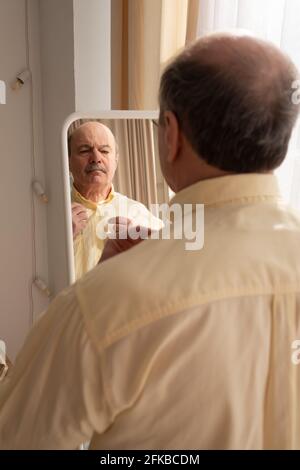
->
xmin=1 ymin=33 xmax=300 ymax=449
xmin=69 ymin=121 xmax=161 ymax=279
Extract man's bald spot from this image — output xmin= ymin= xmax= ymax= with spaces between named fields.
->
xmin=68 ymin=121 xmax=117 ymax=158
xmin=186 ymin=33 xmax=297 ymax=105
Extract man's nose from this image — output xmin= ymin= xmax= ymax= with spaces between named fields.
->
xmin=89 ymin=148 xmax=102 ymax=163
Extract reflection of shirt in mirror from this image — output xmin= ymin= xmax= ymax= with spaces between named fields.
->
xmin=71 ymin=184 xmax=163 ymax=280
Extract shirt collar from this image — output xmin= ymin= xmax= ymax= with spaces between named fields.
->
xmin=72 ymin=184 xmax=115 ymax=210
xmin=170 ymin=173 xmax=282 ymax=207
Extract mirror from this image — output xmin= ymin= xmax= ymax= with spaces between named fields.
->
xmin=62 ymin=111 xmax=169 ymax=283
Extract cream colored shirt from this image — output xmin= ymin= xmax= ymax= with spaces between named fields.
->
xmin=1 ymin=174 xmax=300 ymax=449
xmin=72 ymin=185 xmax=162 ymax=279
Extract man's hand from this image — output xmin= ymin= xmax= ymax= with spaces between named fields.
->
xmin=99 ymin=217 xmax=152 ymax=263
xmin=71 ymin=203 xmax=88 ymax=239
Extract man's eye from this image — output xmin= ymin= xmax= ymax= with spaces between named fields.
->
xmin=80 ymin=149 xmax=89 ymax=154
xmin=101 ymin=150 xmax=109 ymax=155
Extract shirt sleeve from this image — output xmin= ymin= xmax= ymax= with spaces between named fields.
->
xmin=0 ymin=285 xmax=113 ymax=449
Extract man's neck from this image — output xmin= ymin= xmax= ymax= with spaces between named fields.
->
xmin=74 ymin=183 xmax=112 ymax=203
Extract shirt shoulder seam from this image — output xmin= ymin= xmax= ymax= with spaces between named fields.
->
xmin=75 ymin=282 xmax=300 ymax=353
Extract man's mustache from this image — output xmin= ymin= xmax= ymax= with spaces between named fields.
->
xmin=85 ymin=164 xmax=107 ymax=174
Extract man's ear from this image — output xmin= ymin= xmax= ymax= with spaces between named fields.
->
xmin=162 ymin=111 xmax=180 ymax=163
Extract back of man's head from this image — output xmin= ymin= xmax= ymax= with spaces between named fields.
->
xmin=159 ymin=34 xmax=300 ymax=173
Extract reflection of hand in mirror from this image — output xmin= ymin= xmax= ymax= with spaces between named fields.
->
xmin=99 ymin=217 xmax=153 ymax=263
xmin=71 ymin=202 xmax=88 ymax=239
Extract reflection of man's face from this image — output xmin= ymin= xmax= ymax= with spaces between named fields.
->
xmin=69 ymin=122 xmax=117 ymax=195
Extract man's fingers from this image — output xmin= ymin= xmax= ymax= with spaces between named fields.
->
xmin=106 ymin=217 xmax=132 ymax=237
xmin=108 ymin=217 xmax=132 ymax=226
xmin=72 ymin=203 xmax=87 ymax=215
xmin=128 ymin=225 xmax=152 ymax=239
xmin=107 ymin=221 xmax=153 ymax=239
xmin=76 ymin=212 xmax=88 ymax=222
xmin=72 ymin=207 xmax=87 ymax=217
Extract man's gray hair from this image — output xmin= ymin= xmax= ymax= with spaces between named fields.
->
xmin=159 ymin=36 xmax=300 ymax=173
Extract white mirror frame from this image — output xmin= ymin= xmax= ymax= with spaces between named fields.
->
xmin=62 ymin=110 xmax=159 ymax=284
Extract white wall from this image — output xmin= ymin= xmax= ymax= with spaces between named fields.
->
xmin=73 ymin=0 xmax=111 ymax=111
xmin=39 ymin=0 xmax=76 ymax=296
xmin=0 ymin=0 xmax=49 ymax=360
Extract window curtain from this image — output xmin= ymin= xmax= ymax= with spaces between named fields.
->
xmin=195 ymin=0 xmax=300 ymax=210
xmin=111 ymin=0 xmax=199 ymax=110
xmin=110 ymin=0 xmax=199 ymax=205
